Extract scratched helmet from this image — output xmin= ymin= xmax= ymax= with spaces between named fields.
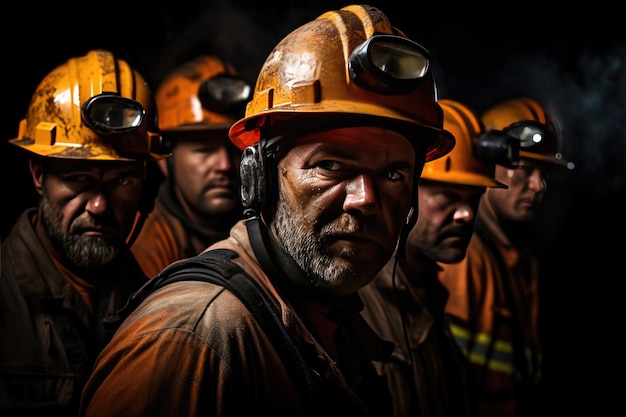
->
xmin=229 ymin=4 xmax=454 ymax=162
xmin=481 ymin=97 xmax=574 ymax=170
xmin=421 ymin=99 xmax=507 ymax=188
xmin=9 ymin=49 xmax=168 ymax=161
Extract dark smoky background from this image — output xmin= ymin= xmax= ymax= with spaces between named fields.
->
xmin=2 ymin=1 xmax=623 ymax=414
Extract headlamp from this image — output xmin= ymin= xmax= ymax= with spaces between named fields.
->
xmin=348 ymin=34 xmax=431 ymax=94
xmin=504 ymin=120 xmax=551 ymax=149
xmin=81 ymin=93 xmax=146 ymax=135
xmin=198 ymin=73 xmax=252 ymax=115
xmin=475 ymin=130 xmax=520 ymax=168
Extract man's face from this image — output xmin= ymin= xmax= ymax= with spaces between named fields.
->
xmin=167 ymin=132 xmax=242 ymax=218
xmin=408 ymin=180 xmax=485 ymax=264
xmin=270 ymin=126 xmax=424 ymax=296
xmin=32 ymin=157 xmax=146 ymax=271
xmin=485 ymin=159 xmax=547 ymax=223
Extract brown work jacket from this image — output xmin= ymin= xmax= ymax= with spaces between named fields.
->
xmin=0 ymin=208 xmax=148 ymax=417
xmin=359 ymin=257 xmax=473 ymax=417
xmin=80 ymin=218 xmax=394 ymax=417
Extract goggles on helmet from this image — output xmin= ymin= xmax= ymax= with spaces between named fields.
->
xmin=198 ymin=73 xmax=252 ymax=115
xmin=349 ymin=34 xmax=431 ymax=94
xmin=81 ymin=93 xmax=146 ymax=135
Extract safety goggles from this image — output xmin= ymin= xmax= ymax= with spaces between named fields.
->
xmin=198 ymin=73 xmax=252 ymax=115
xmin=81 ymin=93 xmax=146 ymax=135
xmin=349 ymin=34 xmax=431 ymax=93
xmin=81 ymin=93 xmax=167 ymax=157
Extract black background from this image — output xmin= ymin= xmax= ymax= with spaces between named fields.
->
xmin=2 ymin=1 xmax=624 ymax=414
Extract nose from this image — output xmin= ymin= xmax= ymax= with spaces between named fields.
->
xmin=214 ymin=146 xmax=235 ymax=171
xmin=85 ymin=190 xmax=108 ymax=215
xmin=528 ymin=168 xmax=546 ymax=192
xmin=453 ymin=203 xmax=475 ymax=224
xmin=343 ymin=174 xmax=377 ymax=215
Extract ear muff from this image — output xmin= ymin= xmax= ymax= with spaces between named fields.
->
xmin=240 ymin=137 xmax=279 ymax=217
xmin=240 ymin=141 xmax=267 ymax=216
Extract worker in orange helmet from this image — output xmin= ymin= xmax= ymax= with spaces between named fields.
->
xmin=0 ymin=49 xmax=169 ymax=417
xmin=360 ymin=98 xmax=518 ymax=417
xmin=439 ymin=97 xmax=574 ymax=417
xmin=131 ymin=55 xmax=251 ymax=278
xmin=79 ymin=5 xmax=455 ymax=416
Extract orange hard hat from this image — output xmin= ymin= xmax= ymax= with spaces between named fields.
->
xmin=481 ymin=97 xmax=573 ymax=169
xmin=421 ymin=99 xmax=506 ymax=188
xmin=9 ymin=49 xmax=168 ymax=161
xmin=229 ymin=4 xmax=454 ymax=162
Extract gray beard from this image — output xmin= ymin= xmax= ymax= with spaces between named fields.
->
xmin=271 ymin=190 xmax=357 ymax=292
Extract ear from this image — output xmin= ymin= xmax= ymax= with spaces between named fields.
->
xmin=157 ymin=157 xmax=169 ymax=179
xmin=28 ymin=157 xmax=45 ymax=196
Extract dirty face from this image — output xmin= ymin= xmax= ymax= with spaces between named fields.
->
xmin=270 ymin=126 xmax=424 ymax=296
xmin=408 ymin=180 xmax=485 ymax=264
xmin=165 ymin=131 xmax=242 ymax=222
xmin=31 ymin=157 xmax=145 ymax=272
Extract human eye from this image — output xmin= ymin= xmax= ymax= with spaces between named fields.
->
xmin=316 ymin=160 xmax=342 ymax=172
xmin=113 ymin=172 xmax=142 ymax=187
xmin=385 ymin=169 xmax=404 ymax=181
xmin=385 ymin=163 xmax=412 ymax=182
xmin=63 ymin=173 xmax=91 ymax=184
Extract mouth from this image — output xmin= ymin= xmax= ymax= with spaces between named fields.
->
xmin=206 ymin=183 xmax=239 ymax=195
xmin=74 ymin=227 xmax=119 ymax=239
xmin=326 ymin=234 xmax=383 ymax=255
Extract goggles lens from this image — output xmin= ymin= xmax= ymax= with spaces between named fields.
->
xmin=504 ymin=121 xmax=550 ymax=149
xmin=198 ymin=74 xmax=252 ymax=115
xmin=81 ymin=94 xmax=145 ymax=135
xmin=349 ymin=35 xmax=431 ymax=94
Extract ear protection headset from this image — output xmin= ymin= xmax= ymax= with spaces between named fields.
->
xmin=240 ymin=136 xmax=278 ymax=217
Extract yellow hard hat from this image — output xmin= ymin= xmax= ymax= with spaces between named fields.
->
xmin=229 ymin=4 xmax=454 ymax=162
xmin=421 ymin=99 xmax=507 ymax=188
xmin=481 ymin=97 xmax=573 ymax=169
xmin=9 ymin=49 xmax=168 ymax=161
xmin=156 ymin=55 xmax=251 ymax=132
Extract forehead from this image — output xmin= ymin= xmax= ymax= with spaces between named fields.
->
xmin=283 ymin=126 xmax=414 ymax=154
xmin=515 ymin=158 xmax=557 ymax=173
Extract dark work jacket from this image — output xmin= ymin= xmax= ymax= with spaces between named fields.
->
xmin=359 ymin=257 xmax=473 ymax=417
xmin=0 ymin=209 xmax=149 ymax=417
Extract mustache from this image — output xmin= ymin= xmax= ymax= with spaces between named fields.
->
xmin=318 ymin=214 xmax=373 ymax=237
xmin=69 ymin=215 xmax=122 ymax=237
xmin=203 ymin=178 xmax=240 ymax=191
xmin=439 ymin=224 xmax=474 ymax=240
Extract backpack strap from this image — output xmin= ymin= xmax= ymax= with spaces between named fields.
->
xmin=103 ymin=248 xmax=319 ymax=403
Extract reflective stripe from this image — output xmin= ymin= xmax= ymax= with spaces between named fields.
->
xmin=450 ymin=323 xmax=543 ymax=378
xmin=449 ymin=322 xmax=514 ymax=374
